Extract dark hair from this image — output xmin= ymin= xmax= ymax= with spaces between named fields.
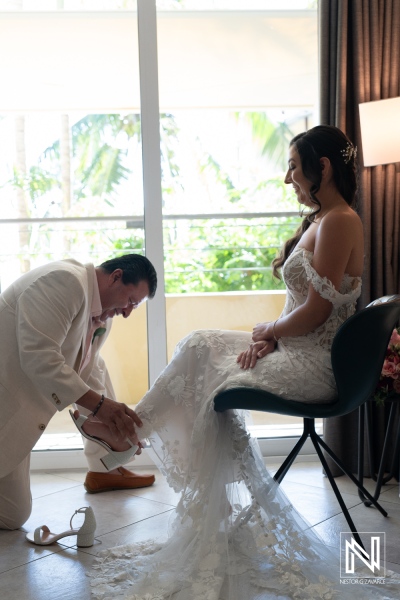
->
xmin=99 ymin=254 xmax=157 ymax=298
xmin=272 ymin=125 xmax=358 ymax=279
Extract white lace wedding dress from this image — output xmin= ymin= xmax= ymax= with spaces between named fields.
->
xmin=90 ymin=247 xmax=398 ymax=599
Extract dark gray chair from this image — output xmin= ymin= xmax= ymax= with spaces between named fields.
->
xmin=357 ymin=296 xmax=400 ymax=505
xmin=214 ymin=295 xmax=400 ymax=549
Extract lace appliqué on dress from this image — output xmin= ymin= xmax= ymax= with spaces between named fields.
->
xmin=280 ymin=248 xmax=361 ymax=353
xmin=301 ymin=248 xmax=361 ymax=308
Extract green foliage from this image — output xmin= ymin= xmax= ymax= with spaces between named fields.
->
xmin=199 ymin=154 xmax=246 ymax=203
xmin=79 ymin=146 xmax=130 ymax=199
xmin=111 ymin=215 xmax=300 ymax=294
xmin=10 ymin=165 xmax=59 ymax=207
xmin=71 ymin=114 xmax=139 ymax=204
xmin=40 ymin=113 xmax=180 ymax=208
xmin=166 ymin=217 xmax=299 ymax=292
xmin=242 ymin=112 xmax=295 ymax=172
xmin=4 ymin=109 xmax=302 ymax=291
xmin=159 ymin=113 xmax=181 ymax=184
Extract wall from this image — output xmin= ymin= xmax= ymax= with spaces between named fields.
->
xmin=101 ymin=291 xmax=286 ymax=404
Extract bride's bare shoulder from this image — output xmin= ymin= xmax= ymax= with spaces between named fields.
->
xmin=320 ymin=206 xmax=363 ymax=233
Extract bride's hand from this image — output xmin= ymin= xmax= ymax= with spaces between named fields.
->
xmin=252 ymin=322 xmax=273 ymax=342
xmin=237 ymin=340 xmax=276 ymax=369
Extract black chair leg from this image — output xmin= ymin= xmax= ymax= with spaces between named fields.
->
xmin=316 ymin=430 xmax=388 ymax=517
xmin=365 ymin=402 xmax=376 ymax=480
xmin=309 ymin=434 xmax=365 ymax=549
xmin=273 ymin=419 xmax=311 ymax=484
xmin=270 ymin=419 xmax=364 ymax=541
xmin=270 ymin=417 xmax=388 ymax=551
xmin=378 ymin=403 xmax=400 ymax=485
xmin=357 ymin=404 xmax=367 ymax=503
xmin=363 ymin=402 xmax=400 ymax=505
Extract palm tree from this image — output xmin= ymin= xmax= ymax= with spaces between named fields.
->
xmin=41 ymin=112 xmax=179 ymax=210
xmin=242 ymin=112 xmax=295 ymax=172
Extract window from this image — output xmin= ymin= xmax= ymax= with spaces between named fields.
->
xmin=0 ymin=0 xmax=320 ymax=460
xmin=155 ymin=2 xmax=319 ymax=438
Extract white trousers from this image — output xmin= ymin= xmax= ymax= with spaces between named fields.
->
xmin=0 ymin=415 xmax=108 ymax=531
xmin=0 ymin=455 xmax=31 ymax=530
xmin=0 ymin=403 xmax=136 ymax=529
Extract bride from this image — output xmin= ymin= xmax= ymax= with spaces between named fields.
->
xmin=76 ymin=125 xmax=397 ymax=599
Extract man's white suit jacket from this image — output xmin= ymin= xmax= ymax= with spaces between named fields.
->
xmin=0 ymin=259 xmax=114 ymax=479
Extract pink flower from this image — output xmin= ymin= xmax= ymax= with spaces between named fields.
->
xmin=381 ymin=359 xmax=397 ymax=378
xmin=390 ymin=328 xmax=400 ymax=346
xmin=376 ymin=328 xmax=400 ymax=402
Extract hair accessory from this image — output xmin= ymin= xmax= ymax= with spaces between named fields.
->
xmin=341 ymin=142 xmax=357 ymax=164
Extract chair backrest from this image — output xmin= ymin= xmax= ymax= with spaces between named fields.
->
xmin=331 ymin=296 xmax=400 ymax=413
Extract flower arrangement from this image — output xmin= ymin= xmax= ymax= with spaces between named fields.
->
xmin=374 ymin=327 xmax=400 ymax=406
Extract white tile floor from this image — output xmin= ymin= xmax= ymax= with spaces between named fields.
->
xmin=1 ymin=461 xmax=400 ymax=600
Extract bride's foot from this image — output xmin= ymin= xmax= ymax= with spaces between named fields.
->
xmin=73 ymin=410 xmax=132 ymax=453
xmin=70 ymin=409 xmax=141 ymax=471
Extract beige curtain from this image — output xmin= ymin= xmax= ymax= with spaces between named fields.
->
xmin=319 ymin=0 xmax=400 ymax=476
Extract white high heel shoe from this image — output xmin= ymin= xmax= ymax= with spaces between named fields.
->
xmin=26 ymin=506 xmax=97 ymax=547
xmin=69 ymin=410 xmax=139 ymax=471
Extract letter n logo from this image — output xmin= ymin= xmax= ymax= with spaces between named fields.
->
xmin=345 ymin=536 xmax=380 ymax=573
xmin=340 ymin=532 xmax=386 ymax=578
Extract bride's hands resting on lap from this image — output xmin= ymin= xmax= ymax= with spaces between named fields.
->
xmin=237 ymin=339 xmax=276 ymax=370
xmin=252 ymin=322 xmax=273 ymax=342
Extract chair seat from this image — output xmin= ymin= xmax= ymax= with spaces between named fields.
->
xmin=214 ymin=387 xmax=342 ymax=419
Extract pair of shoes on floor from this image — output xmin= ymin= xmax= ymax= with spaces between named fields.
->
xmin=26 ymin=506 xmax=96 ymax=547
xmin=69 ymin=409 xmax=139 ymax=471
xmin=84 ymin=467 xmax=155 ymax=493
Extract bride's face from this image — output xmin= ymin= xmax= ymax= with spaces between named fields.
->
xmin=284 ymin=146 xmax=314 ymax=208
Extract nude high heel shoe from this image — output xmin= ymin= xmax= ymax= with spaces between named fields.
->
xmin=69 ymin=410 xmax=139 ymax=471
xmin=26 ymin=506 xmax=97 ymax=547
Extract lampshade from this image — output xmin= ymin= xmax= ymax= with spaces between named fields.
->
xmin=359 ymin=97 xmax=400 ymax=167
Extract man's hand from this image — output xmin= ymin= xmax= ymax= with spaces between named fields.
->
xmin=236 ymin=339 xmax=276 ymax=370
xmin=76 ymin=392 xmax=142 ymax=446
xmin=94 ymin=397 xmax=142 ymax=442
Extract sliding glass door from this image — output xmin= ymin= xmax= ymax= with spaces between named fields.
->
xmin=0 ymin=0 xmax=320 ymax=458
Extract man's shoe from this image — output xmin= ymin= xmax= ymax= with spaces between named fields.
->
xmin=84 ymin=467 xmax=155 ymax=493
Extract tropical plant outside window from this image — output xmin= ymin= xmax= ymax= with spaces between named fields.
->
xmin=0 ymin=109 xmax=308 ymax=293
xmin=0 ymin=0 xmax=316 ymax=294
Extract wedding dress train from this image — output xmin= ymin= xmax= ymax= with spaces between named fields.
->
xmin=90 ymin=248 xmax=398 ymax=599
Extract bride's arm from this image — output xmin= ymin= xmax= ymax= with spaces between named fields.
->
xmin=253 ymin=210 xmax=363 ymax=342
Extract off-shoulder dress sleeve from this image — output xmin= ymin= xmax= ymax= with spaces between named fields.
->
xmin=302 ymin=249 xmax=362 ymax=308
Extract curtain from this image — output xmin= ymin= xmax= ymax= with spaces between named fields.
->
xmin=319 ymin=0 xmax=400 ymax=476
